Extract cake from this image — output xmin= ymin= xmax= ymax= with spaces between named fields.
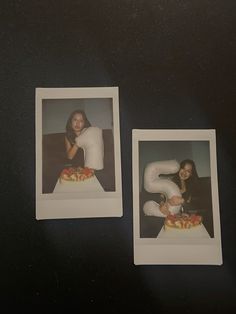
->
xmin=164 ymin=213 xmax=202 ymax=230
xmin=59 ymin=167 xmax=94 ymax=183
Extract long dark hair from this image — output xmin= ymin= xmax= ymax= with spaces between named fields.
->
xmin=65 ymin=110 xmax=91 ymax=144
xmin=172 ymin=159 xmax=199 ymax=201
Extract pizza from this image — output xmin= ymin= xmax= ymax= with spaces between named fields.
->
xmin=59 ymin=167 xmax=94 ymax=183
xmin=164 ymin=213 xmax=202 ymax=230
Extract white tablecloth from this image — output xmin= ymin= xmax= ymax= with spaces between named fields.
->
xmin=157 ymin=224 xmax=210 ymax=238
xmin=53 ymin=176 xmax=104 ymax=193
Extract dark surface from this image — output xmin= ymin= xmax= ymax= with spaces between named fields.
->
xmin=1 ymin=0 xmax=236 ymax=311
xmin=43 ymin=130 xmax=115 ymax=193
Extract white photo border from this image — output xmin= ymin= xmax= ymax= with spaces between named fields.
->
xmin=132 ymin=129 xmax=222 ymax=265
xmin=36 ymin=87 xmax=123 ymax=219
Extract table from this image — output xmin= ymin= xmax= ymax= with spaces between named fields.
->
xmin=157 ymin=224 xmax=210 ymax=238
xmin=53 ymin=175 xmax=104 ymax=193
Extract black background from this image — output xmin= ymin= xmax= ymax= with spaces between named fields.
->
xmin=1 ymin=0 xmax=236 ymax=311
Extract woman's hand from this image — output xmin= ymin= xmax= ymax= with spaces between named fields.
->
xmin=159 ymin=202 xmax=171 ymax=216
xmin=168 ymin=195 xmax=184 ymax=206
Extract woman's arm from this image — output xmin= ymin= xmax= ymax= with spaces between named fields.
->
xmin=168 ymin=195 xmax=185 ymax=206
xmin=159 ymin=195 xmax=184 ymax=216
xmin=65 ymin=136 xmax=79 ymax=160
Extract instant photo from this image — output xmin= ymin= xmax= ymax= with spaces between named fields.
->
xmin=36 ymin=87 xmax=122 ymax=219
xmin=133 ymin=129 xmax=222 ymax=265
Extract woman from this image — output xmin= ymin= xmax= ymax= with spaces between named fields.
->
xmin=159 ymin=159 xmax=200 ymax=215
xmin=64 ymin=110 xmax=91 ymax=167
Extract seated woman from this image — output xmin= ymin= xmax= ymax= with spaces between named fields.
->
xmin=64 ymin=109 xmax=91 ymax=167
xmin=140 ymin=159 xmax=205 ymax=237
xmin=64 ymin=109 xmax=104 ymax=171
xmin=159 ymin=159 xmax=200 ymax=216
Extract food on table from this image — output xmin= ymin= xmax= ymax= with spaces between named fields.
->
xmin=59 ymin=167 xmax=94 ymax=183
xmin=164 ymin=213 xmax=202 ymax=230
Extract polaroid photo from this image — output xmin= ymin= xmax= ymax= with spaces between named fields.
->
xmin=36 ymin=87 xmax=122 ymax=219
xmin=133 ymin=129 xmax=222 ymax=265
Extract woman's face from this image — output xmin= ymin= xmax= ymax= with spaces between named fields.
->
xmin=179 ymin=163 xmax=193 ymax=181
xmin=71 ymin=113 xmax=85 ymax=133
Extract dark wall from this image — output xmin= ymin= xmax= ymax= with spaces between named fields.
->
xmin=1 ymin=1 xmax=236 ymax=312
